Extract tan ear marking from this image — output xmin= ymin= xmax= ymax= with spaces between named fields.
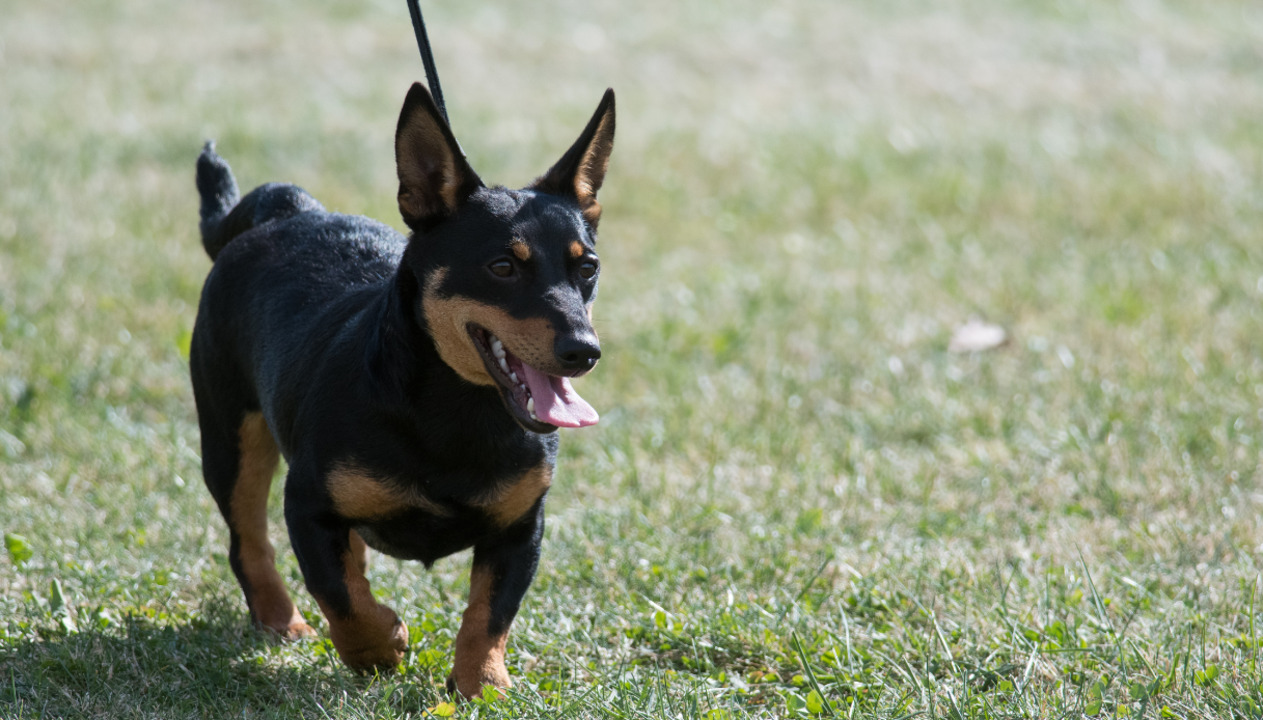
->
xmin=397 ymin=122 xmax=460 ymax=219
xmin=529 ymin=89 xmax=615 ymax=228
xmin=394 ymin=83 xmax=482 ymax=229
xmin=573 ymin=109 xmax=615 ymax=205
xmin=581 ymin=201 xmax=603 ymax=227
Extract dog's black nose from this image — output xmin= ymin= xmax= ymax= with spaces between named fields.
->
xmin=556 ymin=335 xmax=601 ymax=372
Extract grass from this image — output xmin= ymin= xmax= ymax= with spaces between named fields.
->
xmin=4 ymin=0 xmax=1263 ymax=716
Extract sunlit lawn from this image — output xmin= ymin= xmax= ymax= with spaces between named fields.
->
xmin=4 ymin=0 xmax=1263 ymax=717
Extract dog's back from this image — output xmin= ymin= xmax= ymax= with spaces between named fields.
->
xmin=191 ymin=144 xmax=412 ymax=459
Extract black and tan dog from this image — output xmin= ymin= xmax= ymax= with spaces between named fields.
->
xmin=189 ymin=83 xmax=613 ymax=697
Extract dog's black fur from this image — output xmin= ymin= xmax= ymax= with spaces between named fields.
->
xmin=190 ymin=84 xmax=614 ymax=697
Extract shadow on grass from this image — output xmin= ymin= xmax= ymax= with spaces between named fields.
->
xmin=0 ymin=596 xmax=441 ymax=719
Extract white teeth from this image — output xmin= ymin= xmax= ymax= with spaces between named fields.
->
xmin=488 ymin=335 xmax=510 ymax=374
xmin=490 ymin=335 xmax=511 ymax=376
xmin=524 ymin=388 xmax=538 ymax=421
xmin=491 ymin=332 xmax=535 ymax=421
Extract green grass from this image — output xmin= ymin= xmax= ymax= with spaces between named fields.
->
xmin=5 ymin=0 xmax=1263 ymax=716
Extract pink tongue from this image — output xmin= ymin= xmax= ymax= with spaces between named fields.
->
xmin=519 ymin=364 xmax=599 ymax=428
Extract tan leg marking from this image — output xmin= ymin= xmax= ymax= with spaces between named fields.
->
xmin=449 ymin=565 xmax=511 ymax=698
xmin=348 ymin=529 xmax=369 ymax=576
xmin=474 ymin=466 xmax=552 ymax=528
xmin=232 ymin=412 xmax=313 ymax=639
xmin=315 ymin=548 xmax=408 ymax=670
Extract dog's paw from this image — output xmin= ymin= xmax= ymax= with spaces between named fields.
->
xmin=331 ymin=605 xmax=409 ymax=671
xmin=445 ymin=664 xmax=511 ymax=700
xmin=256 ymin=609 xmax=317 ymax=641
xmin=276 ymin=620 xmax=317 ymax=641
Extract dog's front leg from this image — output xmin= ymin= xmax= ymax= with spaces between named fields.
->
xmin=447 ymin=500 xmax=545 ymax=698
xmin=284 ymin=474 xmax=408 ymax=671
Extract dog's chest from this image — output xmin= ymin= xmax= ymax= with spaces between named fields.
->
xmin=326 ymin=462 xmax=552 ymax=562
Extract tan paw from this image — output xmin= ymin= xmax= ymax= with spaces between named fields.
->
xmin=256 ymin=608 xmax=317 ymax=641
xmin=446 ymin=662 xmax=511 ymax=700
xmin=330 ymin=605 xmax=409 ymax=671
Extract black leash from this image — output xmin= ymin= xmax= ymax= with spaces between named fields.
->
xmin=405 ymin=0 xmax=448 ymax=124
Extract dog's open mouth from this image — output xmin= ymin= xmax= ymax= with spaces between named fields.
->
xmin=469 ymin=325 xmax=599 ymax=433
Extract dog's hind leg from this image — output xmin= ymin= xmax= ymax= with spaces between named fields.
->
xmin=198 ymin=406 xmax=314 ymax=640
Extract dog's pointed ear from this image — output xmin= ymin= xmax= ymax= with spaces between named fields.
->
xmin=395 ymin=83 xmax=484 ymax=231
xmin=532 ymin=89 xmax=615 ymax=229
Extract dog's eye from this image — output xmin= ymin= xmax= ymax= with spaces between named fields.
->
xmin=488 ymin=259 xmax=515 ymax=278
xmin=578 ymin=259 xmax=599 ymax=280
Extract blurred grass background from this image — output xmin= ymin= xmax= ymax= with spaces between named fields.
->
xmin=4 ymin=0 xmax=1263 ymax=717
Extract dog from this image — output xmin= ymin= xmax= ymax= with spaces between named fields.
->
xmin=189 ymin=83 xmax=614 ymax=698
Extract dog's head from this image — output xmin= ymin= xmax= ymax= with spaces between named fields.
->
xmin=394 ymin=83 xmax=614 ymax=434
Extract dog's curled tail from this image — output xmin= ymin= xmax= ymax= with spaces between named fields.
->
xmin=196 ymin=141 xmax=325 ymax=261
xmin=196 ymin=141 xmax=242 ymax=260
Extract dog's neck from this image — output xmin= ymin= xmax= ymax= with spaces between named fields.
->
xmin=363 ymin=268 xmax=435 ymax=392
xmin=371 ymin=267 xmax=531 ymax=438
